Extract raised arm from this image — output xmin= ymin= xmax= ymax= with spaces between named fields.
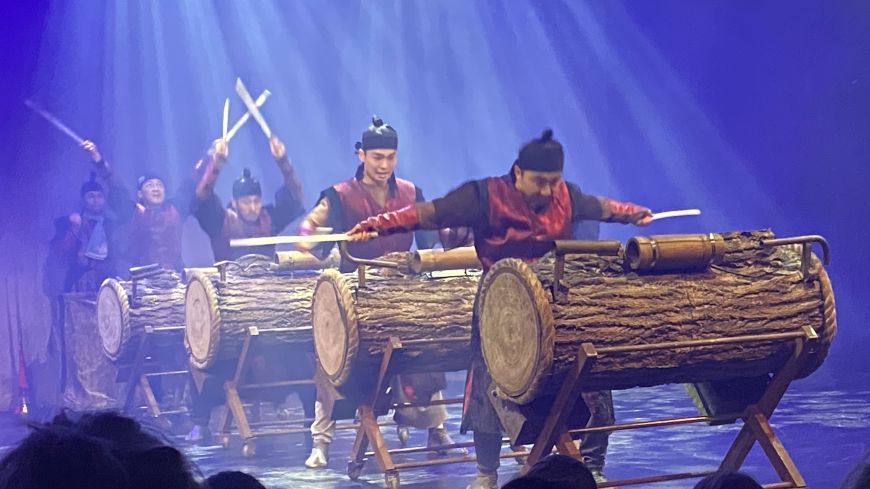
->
xmin=266 ymin=136 xmax=305 ymax=233
xmin=195 ymin=139 xmax=228 ymax=202
xmin=81 ymin=140 xmax=136 ymax=223
xmin=192 ymin=139 xmax=229 ymax=239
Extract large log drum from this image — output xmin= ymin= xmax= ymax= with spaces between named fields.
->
xmin=97 ymin=268 xmax=187 ymax=363
xmin=184 ymin=256 xmax=320 ymax=372
xmin=477 ymin=230 xmax=836 ymax=405
xmin=311 ymin=266 xmax=480 ymax=396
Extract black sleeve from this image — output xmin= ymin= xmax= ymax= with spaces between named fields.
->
xmin=193 ymin=194 xmax=226 ymax=240
xmin=567 ymin=182 xmax=605 ymax=222
xmin=309 ymin=188 xmax=345 ymax=258
xmin=320 ymin=188 xmax=346 ymax=231
xmin=51 ymin=215 xmax=71 ymax=241
xmin=571 ymin=220 xmax=601 ymax=240
xmin=106 ymin=177 xmax=136 ymax=224
xmin=431 ymin=180 xmax=489 ymax=229
xmin=169 ymin=174 xmax=198 ymax=219
xmin=268 ymin=185 xmax=307 ymax=234
xmin=412 ymin=186 xmax=439 ymax=249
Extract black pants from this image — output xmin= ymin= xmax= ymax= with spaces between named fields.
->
xmin=462 ymin=359 xmax=613 ymax=473
xmin=191 ymin=354 xmax=317 ymax=427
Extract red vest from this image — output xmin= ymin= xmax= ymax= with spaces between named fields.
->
xmin=127 ymin=203 xmax=184 ymax=270
xmin=475 ymin=175 xmax=572 ymax=271
xmin=212 ymin=208 xmax=274 ymax=261
xmin=333 ymin=176 xmax=417 ymax=261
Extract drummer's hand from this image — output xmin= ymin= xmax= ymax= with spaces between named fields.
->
xmin=68 ymin=212 xmax=82 ymax=230
xmin=347 ymin=223 xmax=377 ymax=241
xmin=81 ymin=140 xmax=102 ymax=162
xmin=635 ymin=210 xmax=654 ymax=226
xmin=211 ymin=138 xmax=229 ymax=162
xmin=269 ymin=136 xmax=287 ymax=160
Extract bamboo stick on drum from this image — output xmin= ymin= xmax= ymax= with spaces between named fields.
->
xmin=477 ymin=230 xmax=836 ymax=405
xmin=409 ymin=246 xmax=481 ymax=274
xmin=274 ymin=248 xmax=340 ymax=270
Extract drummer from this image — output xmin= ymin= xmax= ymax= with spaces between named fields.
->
xmin=348 ymin=129 xmax=653 ymax=488
xmin=192 ymin=136 xmax=305 ymax=261
xmin=296 ymin=116 xmax=470 ymax=469
xmin=188 ymin=135 xmax=308 ymax=444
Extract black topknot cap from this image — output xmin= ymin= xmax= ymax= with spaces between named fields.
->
xmin=540 ymin=128 xmax=554 ymax=141
xmin=233 ymin=168 xmax=261 ymax=198
xmin=516 ymin=128 xmax=563 ymax=172
xmin=80 ymin=171 xmax=104 ymax=196
xmin=361 ymin=115 xmax=397 ymax=150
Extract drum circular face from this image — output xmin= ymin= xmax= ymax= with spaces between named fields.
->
xmin=480 ymin=269 xmax=541 ymax=399
xmin=186 ymin=278 xmax=214 ymax=365
xmin=313 ymin=281 xmax=348 ymax=381
xmin=97 ymin=284 xmax=124 ymax=358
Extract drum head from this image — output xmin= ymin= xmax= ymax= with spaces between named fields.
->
xmin=185 ymin=271 xmax=220 ymax=370
xmin=312 ymin=270 xmax=357 ymax=387
xmin=479 ymin=259 xmax=554 ymax=404
xmin=97 ymin=279 xmax=129 ymax=362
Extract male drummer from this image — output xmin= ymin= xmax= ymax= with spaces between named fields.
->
xmin=296 ymin=116 xmax=470 ymax=469
xmin=188 ymin=135 xmax=309 ymax=443
xmin=348 ymin=129 xmax=653 ymax=488
xmin=193 ymin=136 xmax=305 ymax=261
xmin=119 ymin=171 xmax=191 ymax=272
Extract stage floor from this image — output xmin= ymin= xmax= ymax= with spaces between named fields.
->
xmin=2 ymin=371 xmax=867 ymax=488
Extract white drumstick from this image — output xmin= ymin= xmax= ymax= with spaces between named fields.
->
xmin=222 ymin=98 xmax=229 ymax=140
xmin=25 ymin=100 xmax=85 ymax=144
xmin=235 ymin=78 xmax=272 ymax=139
xmin=650 ymin=209 xmax=701 ymax=221
xmin=226 ymin=90 xmax=270 ymax=141
xmin=230 ymin=232 xmax=377 ymax=247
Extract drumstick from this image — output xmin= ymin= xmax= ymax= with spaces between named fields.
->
xmin=230 ymin=232 xmax=378 ymax=247
xmin=234 ymin=78 xmax=272 ymax=139
xmin=222 ymin=98 xmax=229 ymax=140
xmin=24 ymin=100 xmax=85 ymax=144
xmin=651 ymin=209 xmax=701 ymax=221
xmin=226 ymin=90 xmax=270 ymax=141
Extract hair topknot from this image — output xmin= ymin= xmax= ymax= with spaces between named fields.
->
xmin=540 ymin=128 xmax=554 ymax=141
xmin=372 ymin=115 xmax=384 ymax=128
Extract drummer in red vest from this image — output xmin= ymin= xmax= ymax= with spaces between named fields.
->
xmin=348 ymin=129 xmax=653 ymax=488
xmin=186 ymin=135 xmax=309 ymax=444
xmin=297 ymin=116 xmax=470 ymax=469
xmin=193 ymin=136 xmax=305 ymax=262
